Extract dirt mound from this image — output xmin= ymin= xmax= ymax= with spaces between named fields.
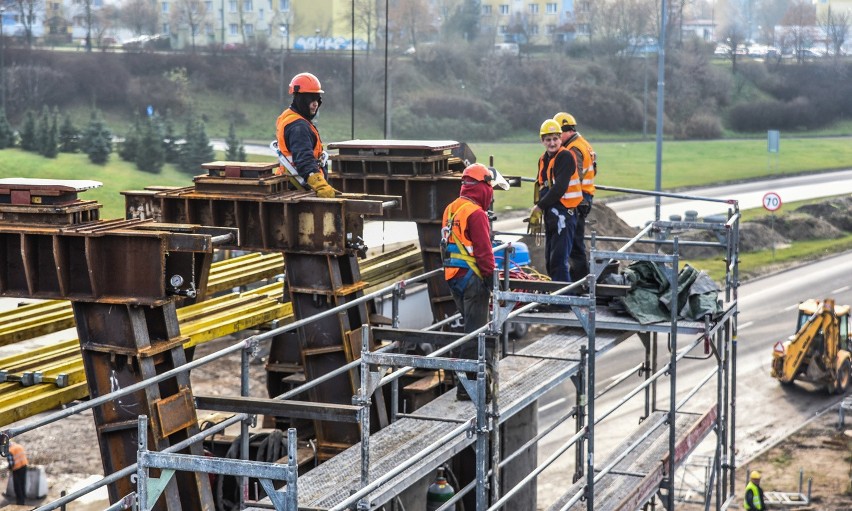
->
xmin=754 ymin=212 xmax=845 ymax=241
xmin=797 ymin=196 xmax=852 ymax=232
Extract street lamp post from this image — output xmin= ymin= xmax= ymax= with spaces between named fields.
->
xmin=278 ymin=24 xmax=287 ymax=106
xmin=314 ymin=28 xmax=320 ymax=54
xmin=1 ymin=6 xmax=5 ymax=112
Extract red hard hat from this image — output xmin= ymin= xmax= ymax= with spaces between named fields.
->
xmin=289 ymin=72 xmax=324 ymax=94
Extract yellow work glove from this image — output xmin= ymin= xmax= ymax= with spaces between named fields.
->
xmin=524 ymin=207 xmax=544 ymax=246
xmin=306 ymin=172 xmax=338 ymax=199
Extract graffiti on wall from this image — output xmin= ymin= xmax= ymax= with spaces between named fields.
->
xmin=293 ymin=35 xmax=369 ymax=51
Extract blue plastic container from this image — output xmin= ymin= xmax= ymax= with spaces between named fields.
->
xmin=494 ymin=241 xmax=531 ymax=269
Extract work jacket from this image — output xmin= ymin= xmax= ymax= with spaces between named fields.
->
xmin=563 ymin=132 xmax=596 ymax=196
xmin=274 ymin=108 xmax=323 ymax=178
xmin=744 ymin=481 xmax=765 ymax=510
xmin=8 ymin=443 xmax=27 ymax=471
xmin=442 ymin=196 xmax=492 ymax=281
xmin=538 ymin=146 xmax=583 ymax=209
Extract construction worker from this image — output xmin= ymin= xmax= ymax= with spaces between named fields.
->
xmin=531 ymin=119 xmax=582 ymax=284
xmin=274 ymin=72 xmax=337 ymax=198
xmin=442 ymin=163 xmax=503 ymax=401
xmin=7 ymin=441 xmax=28 ymax=505
xmin=744 ymin=470 xmax=767 ymax=510
xmin=554 ymin=112 xmax=597 ymax=282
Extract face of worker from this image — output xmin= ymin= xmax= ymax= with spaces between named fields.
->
xmin=542 ymin=134 xmax=561 ymax=155
xmin=310 ymin=97 xmax=321 ymax=116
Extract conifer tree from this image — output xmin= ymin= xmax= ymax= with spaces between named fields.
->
xmin=36 ymin=106 xmax=51 ymax=156
xmin=59 ymin=115 xmax=79 ymax=153
xmin=0 ymin=109 xmax=15 ymax=149
xmin=161 ymin=110 xmax=180 ymax=164
xmin=225 ymin=121 xmax=245 ymax=161
xmin=178 ymin=114 xmax=213 ymax=174
xmin=136 ymin=116 xmax=165 ymax=173
xmin=82 ymin=111 xmax=112 ymax=164
xmin=42 ymin=108 xmax=59 ymax=158
xmin=119 ymin=114 xmax=142 ymax=162
xmin=19 ymin=110 xmax=37 ymax=152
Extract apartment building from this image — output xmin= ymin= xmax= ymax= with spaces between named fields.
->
xmin=480 ymin=0 xmax=575 ymax=46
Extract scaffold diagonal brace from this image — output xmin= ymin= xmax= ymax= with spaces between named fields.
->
xmin=146 ymin=468 xmax=176 ymax=506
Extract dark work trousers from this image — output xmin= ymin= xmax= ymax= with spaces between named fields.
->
xmin=544 ymin=203 xmax=578 ymax=283
xmin=448 ymin=272 xmax=494 ymax=368
xmin=569 ymin=194 xmax=592 ymax=282
xmin=12 ymin=466 xmax=27 ymax=505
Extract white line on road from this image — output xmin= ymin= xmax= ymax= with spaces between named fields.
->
xmin=831 ymin=285 xmax=850 ymax=294
xmin=739 ymin=321 xmax=754 ymax=330
xmin=539 ymin=397 xmax=567 ymax=413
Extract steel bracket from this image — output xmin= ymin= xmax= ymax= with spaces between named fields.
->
xmin=145 ymin=468 xmax=176 ymax=505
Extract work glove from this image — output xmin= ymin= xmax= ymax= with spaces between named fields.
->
xmin=306 ymin=172 xmax=338 ymax=199
xmin=577 ymin=199 xmax=591 ymax=216
xmin=524 ymin=207 xmax=544 ymax=246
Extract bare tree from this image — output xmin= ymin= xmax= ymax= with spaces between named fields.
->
xmin=780 ymin=0 xmax=817 ymax=63
xmin=13 ymin=0 xmax=41 ymax=47
xmin=719 ymin=21 xmax=747 ymax=73
xmin=339 ymin=0 xmax=380 ymax=53
xmin=818 ymin=5 xmax=850 ymax=59
xmin=119 ymin=0 xmax=158 ymax=36
xmin=593 ymin=0 xmax=655 ymax=57
xmin=171 ymin=0 xmax=209 ymax=52
xmin=389 ymin=0 xmax=434 ymax=49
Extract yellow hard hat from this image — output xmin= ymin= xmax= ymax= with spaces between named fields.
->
xmin=554 ymin=112 xmax=577 ymax=130
xmin=750 ymin=470 xmax=761 ymax=480
xmin=540 ymin=119 xmax=561 ymax=138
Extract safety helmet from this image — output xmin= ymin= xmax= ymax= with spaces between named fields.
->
xmin=749 ymin=471 xmax=761 ymax=480
xmin=462 ymin=163 xmax=510 ymax=190
xmin=553 ymin=112 xmax=577 ymax=131
xmin=540 ymin=119 xmax=561 ymax=138
xmin=289 ymin=72 xmax=324 ymax=94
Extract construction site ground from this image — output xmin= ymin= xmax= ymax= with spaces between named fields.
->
xmin=1 ymin=196 xmax=851 ymax=510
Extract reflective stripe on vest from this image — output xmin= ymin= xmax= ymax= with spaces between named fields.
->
xmin=274 ymin=108 xmax=323 ymax=177
xmin=564 ymin=133 xmax=596 ymax=195
xmin=538 ymin=146 xmax=583 ymax=208
xmin=442 ymin=197 xmax=483 ymax=280
xmin=744 ymin=481 xmax=763 ymax=510
xmin=9 ymin=443 xmax=27 ymax=471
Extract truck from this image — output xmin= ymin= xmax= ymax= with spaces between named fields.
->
xmin=771 ymin=298 xmax=852 ymax=394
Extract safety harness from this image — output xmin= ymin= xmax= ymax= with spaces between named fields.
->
xmin=270 ymin=140 xmax=329 ymax=191
xmin=441 ymin=199 xmax=483 ymax=280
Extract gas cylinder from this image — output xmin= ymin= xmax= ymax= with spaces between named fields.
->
xmin=426 ymin=467 xmax=455 ymax=511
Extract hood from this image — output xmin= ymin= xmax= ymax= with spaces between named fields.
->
xmin=460 ymin=180 xmax=493 ymax=210
xmin=290 ymin=92 xmax=322 ymax=120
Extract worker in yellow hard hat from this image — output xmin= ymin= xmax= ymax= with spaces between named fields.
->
xmin=744 ymin=470 xmax=766 ymax=509
xmin=553 ymin=112 xmax=597 ymax=283
xmin=531 ymin=119 xmax=582 ymax=285
xmin=274 ymin=72 xmax=338 ymax=198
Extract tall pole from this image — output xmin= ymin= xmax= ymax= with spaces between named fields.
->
xmin=383 ymin=0 xmax=389 ymax=138
xmin=220 ymin=0 xmax=225 ymax=48
xmin=350 ymin=0 xmax=355 ymax=139
xmin=279 ymin=32 xmax=284 ymax=106
xmin=654 ymin=0 xmax=667 ymax=222
xmin=0 ymin=7 xmax=5 ymax=113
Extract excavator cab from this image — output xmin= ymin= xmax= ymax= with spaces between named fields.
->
xmin=771 ymin=298 xmax=852 ymax=394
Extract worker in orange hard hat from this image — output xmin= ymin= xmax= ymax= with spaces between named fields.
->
xmin=743 ymin=470 xmax=767 ymax=510
xmin=274 ymin=72 xmax=338 ymax=198
xmin=554 ymin=112 xmax=597 ymax=283
xmin=6 ymin=441 xmax=28 ymax=505
xmin=531 ymin=119 xmax=582 ymax=285
xmin=441 ymin=163 xmax=506 ymax=402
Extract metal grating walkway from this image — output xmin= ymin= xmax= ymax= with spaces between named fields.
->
xmin=247 ymin=327 xmax=631 ymax=510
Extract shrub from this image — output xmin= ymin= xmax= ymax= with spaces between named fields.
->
xmin=727 ymin=97 xmax=825 ymax=132
xmin=81 ymin=112 xmax=112 ymax=164
xmin=18 ymin=111 xmax=37 ymax=152
xmin=0 ymin=110 xmax=15 ymax=149
xmin=570 ymin=85 xmax=644 ymax=132
xmin=59 ymin=115 xmax=79 ymax=153
xmin=678 ymin=113 xmax=723 ymax=140
xmin=136 ymin=117 xmax=165 ymax=173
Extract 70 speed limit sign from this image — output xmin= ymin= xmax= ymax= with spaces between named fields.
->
xmin=762 ymin=192 xmax=782 ymax=212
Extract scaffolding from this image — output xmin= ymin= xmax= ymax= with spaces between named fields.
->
xmin=0 ymin=186 xmax=740 ymax=511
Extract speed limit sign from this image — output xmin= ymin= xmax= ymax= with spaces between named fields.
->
xmin=762 ymin=192 xmax=782 ymax=212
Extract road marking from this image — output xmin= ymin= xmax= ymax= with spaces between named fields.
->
xmin=831 ymin=285 xmax=850 ymax=294
xmin=539 ymin=397 xmax=567 ymax=413
xmin=783 ymin=303 xmax=799 ymax=312
xmin=739 ymin=321 xmax=753 ymax=330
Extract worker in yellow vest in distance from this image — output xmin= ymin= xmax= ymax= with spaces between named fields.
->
xmin=441 ymin=163 xmax=507 ymax=402
xmin=274 ymin=72 xmax=338 ymax=198
xmin=554 ymin=112 xmax=597 ymax=283
xmin=744 ymin=470 xmax=767 ymax=510
xmin=7 ymin=441 xmax=28 ymax=505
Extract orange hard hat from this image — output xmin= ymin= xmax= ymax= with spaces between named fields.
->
xmin=462 ymin=163 xmax=493 ymax=184
xmin=289 ymin=72 xmax=324 ymax=94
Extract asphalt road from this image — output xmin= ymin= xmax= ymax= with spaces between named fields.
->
xmin=535 ymin=251 xmax=852 ymax=503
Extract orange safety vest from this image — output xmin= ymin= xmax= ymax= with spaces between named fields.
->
xmin=442 ymin=197 xmax=482 ymax=280
xmin=564 ymin=133 xmax=596 ymax=195
xmin=274 ymin=108 xmax=323 ymax=176
xmin=8 ymin=443 xmax=27 ymax=471
xmin=538 ymin=146 xmax=583 ymax=209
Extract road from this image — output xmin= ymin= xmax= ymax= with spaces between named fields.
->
xmin=535 ymin=251 xmax=852 ymax=504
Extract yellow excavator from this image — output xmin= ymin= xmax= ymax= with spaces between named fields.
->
xmin=771 ymin=298 xmax=852 ymax=394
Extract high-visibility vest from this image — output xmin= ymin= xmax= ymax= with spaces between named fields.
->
xmin=274 ymin=108 xmax=323 ymax=176
xmin=8 ymin=443 xmax=27 ymax=471
xmin=743 ymin=481 xmax=763 ymax=510
xmin=538 ymin=146 xmax=583 ymax=209
xmin=564 ymin=133 xmax=596 ymax=195
xmin=442 ymin=197 xmax=483 ymax=280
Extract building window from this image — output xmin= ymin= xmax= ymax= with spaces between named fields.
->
xmin=482 ymin=4 xmax=491 ymax=15
xmin=259 ymin=7 xmax=264 ymax=19
xmin=205 ymin=22 xmax=213 ymax=34
xmin=244 ymin=23 xmax=254 ymax=35
xmin=162 ymin=22 xmax=169 ymax=33
xmin=499 ymin=4 xmax=509 ymax=15
xmin=530 ymin=24 xmax=539 ymax=34
xmin=229 ymin=23 xmax=238 ymax=35
xmin=93 ymin=0 xmax=102 ymax=6
xmin=499 ymin=25 xmax=508 ymax=33
xmin=529 ymin=3 xmax=538 ymax=14
xmin=243 ymin=0 xmax=252 ymax=11
xmin=546 ymin=2 xmax=557 ymax=14
xmin=161 ymin=2 xmax=168 ymax=13
xmin=546 ymin=24 xmax=555 ymax=33
xmin=229 ymin=0 xmax=237 ymax=12
xmin=205 ymin=1 xmax=212 ymax=11
xmin=279 ymin=0 xmax=289 ymax=11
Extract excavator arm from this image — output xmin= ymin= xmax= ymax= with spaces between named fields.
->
xmin=771 ymin=307 xmax=838 ymax=383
